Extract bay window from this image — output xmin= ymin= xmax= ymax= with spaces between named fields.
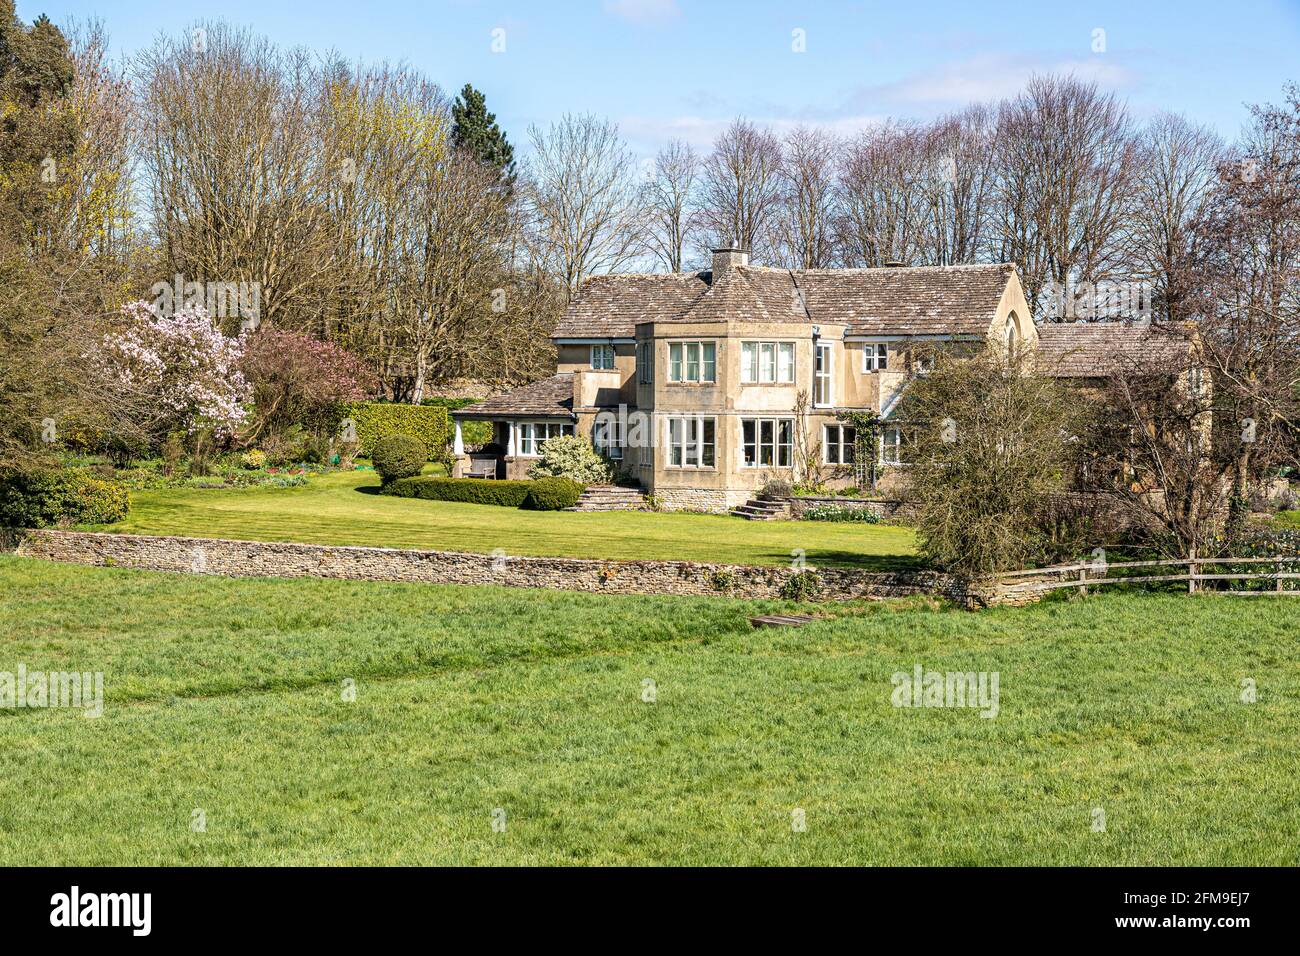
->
xmin=741 ymin=341 xmax=795 ymax=384
xmin=668 ymin=341 xmax=716 ymax=383
xmin=879 ymin=425 xmax=902 ymax=465
xmin=593 ymin=417 xmax=623 ymax=459
xmin=667 ymin=416 xmax=715 ymax=468
xmin=637 ymin=341 xmax=653 ymax=384
xmin=814 ymin=343 xmax=832 ymax=406
xmin=741 ymin=417 xmax=794 ymax=468
xmin=590 ymin=344 xmax=615 ymax=370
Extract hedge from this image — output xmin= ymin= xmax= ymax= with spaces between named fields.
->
xmin=420 ymin=397 xmax=492 ymax=445
xmin=343 ymin=402 xmax=449 ymax=458
xmin=0 ymin=468 xmax=130 ymax=528
xmin=523 ymin=476 xmax=583 ymax=511
xmin=381 ymin=476 xmax=534 ymax=507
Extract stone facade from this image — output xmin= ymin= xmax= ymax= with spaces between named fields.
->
xmin=5 ymin=528 xmax=1004 ymax=605
xmin=784 ymin=495 xmax=905 ymax=519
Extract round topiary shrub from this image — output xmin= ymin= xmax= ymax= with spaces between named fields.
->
xmin=371 ymin=434 xmax=427 ymax=485
xmin=524 ymin=476 xmax=583 ymax=511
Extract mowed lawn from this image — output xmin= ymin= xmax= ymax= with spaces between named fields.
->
xmin=94 ymin=469 xmax=919 ymax=569
xmin=1 ymin=556 xmax=1297 ymax=865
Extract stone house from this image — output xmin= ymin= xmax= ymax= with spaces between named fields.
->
xmin=451 ymin=248 xmax=1194 ymax=513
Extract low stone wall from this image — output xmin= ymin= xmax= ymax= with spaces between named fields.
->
xmin=4 ymin=527 xmax=999 ymax=605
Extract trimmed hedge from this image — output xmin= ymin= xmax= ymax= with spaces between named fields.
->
xmin=0 ymin=468 xmax=130 ymax=528
xmin=344 ymin=402 xmax=449 ymax=458
xmin=524 ymin=476 xmax=583 ymax=511
xmin=420 ymin=397 xmax=492 ymax=445
xmin=372 ymin=434 xmax=427 ymax=485
xmin=381 ymin=476 xmax=534 ymax=507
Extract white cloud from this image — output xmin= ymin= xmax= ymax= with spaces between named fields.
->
xmin=604 ymin=0 xmax=681 ymax=26
xmin=858 ymin=53 xmax=1139 ymax=108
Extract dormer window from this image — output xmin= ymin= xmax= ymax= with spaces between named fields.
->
xmin=591 ymin=344 xmax=615 ymax=370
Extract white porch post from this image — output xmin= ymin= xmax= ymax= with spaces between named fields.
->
xmin=506 ymin=421 xmax=517 ymax=457
xmin=452 ymin=419 xmax=464 ymax=456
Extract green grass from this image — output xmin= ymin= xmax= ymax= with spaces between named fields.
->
xmin=93 ymin=469 xmax=919 ymax=569
xmin=1 ymin=555 xmax=1297 ymax=865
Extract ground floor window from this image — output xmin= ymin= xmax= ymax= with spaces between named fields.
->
xmin=593 ymin=417 xmax=624 ymax=459
xmin=742 ymin=417 xmax=794 ymax=468
xmin=823 ymin=424 xmax=856 ymax=464
xmin=879 ymin=425 xmax=902 ymax=465
xmin=668 ymin=416 xmax=715 ymax=468
xmin=518 ymin=421 xmax=572 ymax=456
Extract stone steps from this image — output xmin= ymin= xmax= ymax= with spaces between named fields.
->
xmin=566 ymin=485 xmax=650 ymax=512
xmin=729 ymin=496 xmax=791 ymax=521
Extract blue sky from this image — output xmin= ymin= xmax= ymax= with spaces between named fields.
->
xmin=25 ymin=0 xmax=1300 ymax=156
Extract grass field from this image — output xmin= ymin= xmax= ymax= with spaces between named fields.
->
xmin=1 ymin=555 xmax=1297 ymax=865
xmin=94 ymin=469 xmax=920 ymax=569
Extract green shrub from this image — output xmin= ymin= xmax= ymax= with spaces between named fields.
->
xmin=343 ymin=402 xmax=449 ymax=457
xmin=382 ymin=476 xmax=534 ymax=507
xmin=802 ymin=504 xmax=880 ymax=523
xmin=527 ymin=434 xmax=614 ymax=484
xmin=0 ymin=468 xmax=129 ymax=528
xmin=524 ymin=476 xmax=583 ymax=511
xmin=780 ymin=570 xmax=823 ymax=602
xmin=371 ymin=434 xmax=427 ymax=485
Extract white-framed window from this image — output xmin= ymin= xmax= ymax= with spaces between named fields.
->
xmin=591 ymin=344 xmax=615 ymax=370
xmin=741 ymin=417 xmax=794 ymax=468
xmin=879 ymin=425 xmax=902 ymax=465
xmin=517 ymin=421 xmax=573 ymax=456
xmin=637 ymin=341 xmax=653 ymax=384
xmin=823 ymin=424 xmax=857 ymax=465
xmin=593 ymin=417 xmax=624 ymax=460
xmin=863 ymin=343 xmax=888 ymax=372
xmin=741 ymin=341 xmax=795 ymax=383
xmin=668 ymin=341 xmax=716 ymax=383
xmin=814 ymin=343 xmax=833 ymax=406
xmin=667 ymin=416 xmax=715 ymax=468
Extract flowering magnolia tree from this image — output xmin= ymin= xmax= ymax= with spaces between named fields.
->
xmin=101 ymin=301 xmax=250 ymax=445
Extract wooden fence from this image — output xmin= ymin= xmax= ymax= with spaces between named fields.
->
xmin=997 ymin=555 xmax=1300 ymax=597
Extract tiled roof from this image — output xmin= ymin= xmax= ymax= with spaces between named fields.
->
xmin=551 ymin=263 xmax=1015 ymax=338
xmin=1035 ymin=323 xmax=1196 ymax=377
xmin=551 ymin=272 xmax=710 ymax=338
xmin=452 ymin=373 xmax=575 ymax=419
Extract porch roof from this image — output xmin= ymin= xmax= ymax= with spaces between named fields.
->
xmin=451 ymin=373 xmax=576 ymax=421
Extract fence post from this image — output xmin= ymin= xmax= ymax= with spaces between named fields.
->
xmin=1188 ymin=556 xmax=1197 ymax=594
xmin=1077 ymin=565 xmax=1087 ymax=598
xmin=1278 ymin=559 xmax=1284 ymax=594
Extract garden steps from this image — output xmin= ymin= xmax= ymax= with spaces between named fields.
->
xmin=567 ymin=485 xmax=650 ymax=512
xmin=729 ymin=495 xmax=791 ymax=521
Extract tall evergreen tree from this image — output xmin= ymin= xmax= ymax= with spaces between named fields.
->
xmin=451 ymin=83 xmax=514 ymax=175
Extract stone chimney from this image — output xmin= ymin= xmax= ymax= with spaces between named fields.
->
xmin=712 ymin=246 xmax=749 ymax=277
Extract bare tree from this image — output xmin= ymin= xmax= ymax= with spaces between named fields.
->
xmin=992 ymin=74 xmax=1139 ymax=308
xmin=524 ymin=113 xmax=643 ymax=299
xmin=921 ymin=105 xmax=996 ymax=265
xmin=698 ymin=118 xmax=783 ymax=259
xmin=641 ymin=139 xmax=701 ymax=272
xmin=773 ymin=125 xmax=840 ymax=269
xmin=1128 ymin=112 xmax=1223 ymax=322
xmin=837 ymin=120 xmax=931 ymax=267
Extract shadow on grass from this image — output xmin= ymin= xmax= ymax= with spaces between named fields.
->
xmin=775 ymin=550 xmax=928 ymax=572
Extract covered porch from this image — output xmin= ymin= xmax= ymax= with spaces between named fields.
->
xmin=450 ymin=373 xmax=577 ymax=480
